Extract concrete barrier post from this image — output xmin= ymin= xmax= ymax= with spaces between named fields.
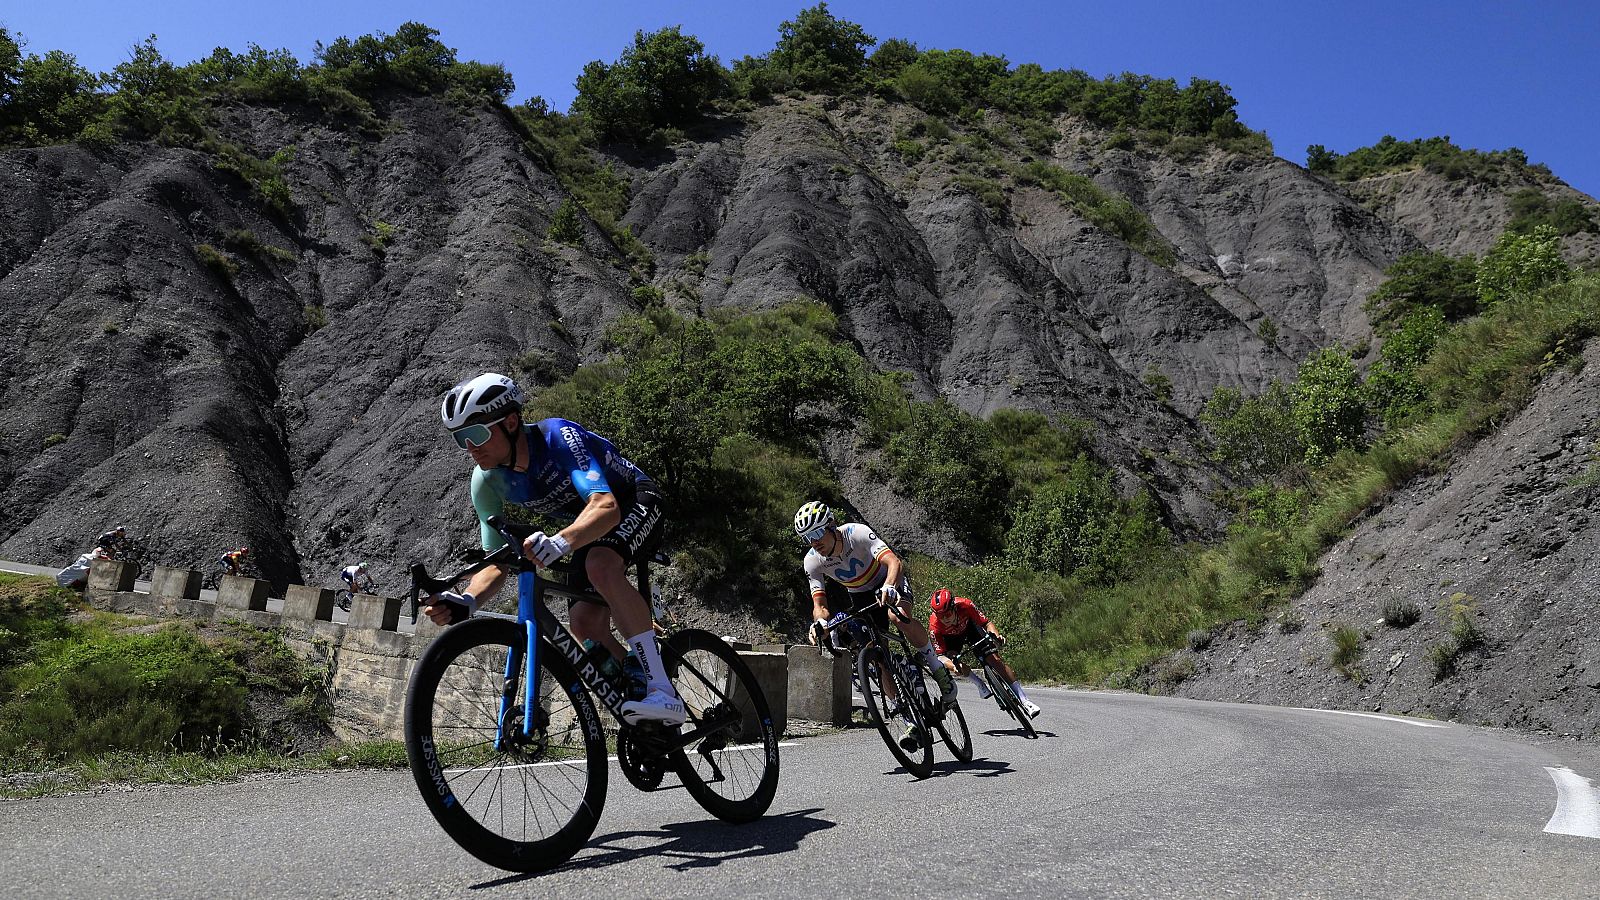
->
xmin=216 ymin=575 xmax=270 ymax=612
xmin=737 ymin=650 xmax=788 ymax=739
xmin=349 ymin=593 xmax=401 ymax=632
xmin=284 ymin=585 xmax=335 ymax=623
xmin=88 ymin=558 xmax=136 ymax=593
xmin=787 ymin=645 xmax=853 ymax=726
xmin=151 ymin=566 xmax=201 ymax=600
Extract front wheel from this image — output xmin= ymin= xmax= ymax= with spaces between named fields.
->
xmin=924 ymin=666 xmax=973 ymax=762
xmin=857 ymin=644 xmax=933 ymax=778
xmin=334 ymin=589 xmax=353 ymax=612
xmin=661 ymin=628 xmax=780 ymax=822
xmin=405 ymin=617 xmax=608 ymax=872
xmin=985 ymin=664 xmax=1036 ymax=739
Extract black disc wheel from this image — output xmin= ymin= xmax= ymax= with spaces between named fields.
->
xmin=404 ymin=617 xmax=608 ymax=872
xmin=661 ymin=628 xmax=780 ymax=822
xmin=856 ymin=644 xmax=933 ymax=778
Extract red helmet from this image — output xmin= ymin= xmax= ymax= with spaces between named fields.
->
xmin=930 ymin=589 xmax=954 ymax=614
xmin=240 ymin=546 xmax=250 ymax=555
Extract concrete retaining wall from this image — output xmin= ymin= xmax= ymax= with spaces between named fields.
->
xmin=81 ymin=558 xmax=839 ymax=741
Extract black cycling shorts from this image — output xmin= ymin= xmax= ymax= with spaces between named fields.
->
xmin=567 ymin=485 xmax=664 ymax=608
xmin=938 ymin=622 xmax=990 ymax=658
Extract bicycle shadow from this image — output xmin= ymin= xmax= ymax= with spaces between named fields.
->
xmin=470 ymin=807 xmax=836 ymax=886
xmin=981 ymin=727 xmax=1057 ymax=739
xmin=930 ymin=756 xmax=1015 ymax=778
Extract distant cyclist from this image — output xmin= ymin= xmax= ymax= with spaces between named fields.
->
xmin=218 ymin=546 xmax=249 ymax=578
xmin=97 ymin=526 xmax=128 ymax=555
xmin=928 ymin=588 xmax=1040 ymax=718
xmin=422 ymin=372 xmax=684 ymax=726
xmin=797 ymin=501 xmax=957 ymax=734
xmin=340 ymin=562 xmax=378 ymax=595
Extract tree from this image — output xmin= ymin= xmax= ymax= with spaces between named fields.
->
xmin=1475 ymin=225 xmax=1569 ymax=306
xmin=1 ymin=47 xmax=101 ymax=145
xmin=1305 ymin=144 xmax=1336 ymax=175
xmin=768 ymin=3 xmax=874 ymax=93
xmin=1363 ymin=250 xmax=1480 ymax=332
xmin=1290 ymin=348 xmax=1367 ymax=465
xmin=572 ymin=26 xmax=723 ymax=142
xmin=1200 ymin=382 xmax=1303 ymax=481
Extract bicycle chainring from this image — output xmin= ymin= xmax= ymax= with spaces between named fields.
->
xmin=617 ymin=730 xmax=670 ymax=791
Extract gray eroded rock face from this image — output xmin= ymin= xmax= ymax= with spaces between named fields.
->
xmin=1341 ymin=167 xmax=1600 ymax=263
xmin=0 ymin=89 xmax=1574 ymax=624
xmin=1174 ymin=341 xmax=1600 ymax=738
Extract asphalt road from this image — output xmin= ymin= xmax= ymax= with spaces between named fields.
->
xmin=5 ymin=687 xmax=1598 ymax=899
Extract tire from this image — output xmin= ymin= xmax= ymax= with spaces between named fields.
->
xmin=985 ymin=665 xmax=1036 ymax=738
xmin=925 ymin=668 xmax=973 ymax=762
xmin=661 ymin=628 xmax=780 ymax=822
xmin=856 ymin=644 xmax=933 ymax=778
xmin=334 ymin=589 xmax=353 ymax=612
xmin=405 ymin=617 xmax=607 ymax=872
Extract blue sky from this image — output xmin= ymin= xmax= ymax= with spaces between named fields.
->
xmin=5 ymin=1 xmax=1597 ymax=198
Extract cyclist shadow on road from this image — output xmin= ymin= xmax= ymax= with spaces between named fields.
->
xmin=930 ymin=756 xmax=1015 ymax=778
xmin=472 ymin=808 xmax=835 ymax=885
xmin=981 ymin=727 xmax=1058 ymax=739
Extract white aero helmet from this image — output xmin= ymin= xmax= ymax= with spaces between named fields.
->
xmin=793 ymin=501 xmax=835 ymax=540
xmin=441 ymin=373 xmax=525 ymax=429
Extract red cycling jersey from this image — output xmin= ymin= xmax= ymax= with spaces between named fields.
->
xmin=927 ymin=596 xmax=989 ymax=656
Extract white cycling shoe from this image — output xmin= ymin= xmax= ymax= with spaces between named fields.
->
xmin=621 ymin=689 xmax=686 ymax=727
xmin=973 ymin=680 xmax=993 ymax=700
xmin=1021 ymin=698 xmax=1042 ymax=719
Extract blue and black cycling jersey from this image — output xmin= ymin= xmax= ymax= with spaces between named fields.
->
xmin=470 ymin=418 xmax=656 ymax=551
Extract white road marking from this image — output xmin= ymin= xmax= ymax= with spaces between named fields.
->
xmin=446 ymin=741 xmax=797 ymax=773
xmin=1291 ymin=708 xmax=1447 ymax=728
xmin=1543 ymin=767 xmax=1600 ymax=839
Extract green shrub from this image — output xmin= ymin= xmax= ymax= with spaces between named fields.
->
xmin=1476 ymin=225 xmax=1570 ymax=307
xmin=1200 ymin=382 xmax=1303 ymax=481
xmin=1506 ymin=188 xmax=1598 ymax=237
xmin=1291 ymin=347 xmax=1367 ymax=464
xmin=546 ymin=200 xmax=585 ymax=245
xmin=951 ymin=173 xmax=1006 ymax=214
xmin=885 ymin=399 xmax=1010 ymax=548
xmin=303 ymin=305 xmax=328 ymax=332
xmin=631 ymin=284 xmax=665 ymax=306
xmin=0 ymin=624 xmax=247 ymax=756
xmin=361 ymin=220 xmax=397 ymax=253
xmin=42 ymin=433 xmax=67 ymax=448
xmin=1364 ymin=251 xmax=1480 ymax=332
xmin=1381 ymin=595 xmax=1420 ymax=628
xmin=1313 ymin=135 xmax=1545 ymax=184
xmin=1330 ymin=625 xmax=1363 ymax=678
xmin=195 ymin=244 xmax=238 ymax=281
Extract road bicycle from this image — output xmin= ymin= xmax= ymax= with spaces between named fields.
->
xmin=333 ymin=581 xmax=377 ymax=612
xmin=821 ymin=596 xmax=972 ymax=778
xmin=106 ymin=539 xmax=149 ymax=579
xmin=402 ymin=515 xmax=780 ymax=872
xmin=952 ymin=632 xmax=1037 ymax=739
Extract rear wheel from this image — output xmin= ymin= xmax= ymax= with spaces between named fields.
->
xmin=857 ymin=644 xmax=933 ymax=778
xmin=660 ymin=629 xmax=780 ymax=821
xmin=405 ymin=617 xmax=607 ymax=872
xmin=334 ymin=589 xmax=353 ymax=612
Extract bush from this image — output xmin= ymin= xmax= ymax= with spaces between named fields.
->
xmin=1291 ymin=348 xmax=1367 ymax=464
xmin=1364 ymin=251 xmax=1480 ymax=333
xmin=1380 ymin=595 xmax=1420 ymax=628
xmin=1506 ymin=188 xmax=1598 ymax=237
xmin=1366 ymin=308 xmax=1447 ymax=428
xmin=1314 ymin=135 xmax=1543 ymax=184
xmin=0 ymin=624 xmax=247 ymax=756
xmin=546 ymin=200 xmax=584 ymax=245
xmin=1200 ymin=381 xmax=1303 ymax=481
xmin=1476 ymin=225 xmax=1570 ymax=307
xmin=195 ymin=244 xmax=238 ymax=281
xmin=1329 ymin=625 xmax=1363 ymax=678
xmin=885 ymin=399 xmax=1009 ymax=548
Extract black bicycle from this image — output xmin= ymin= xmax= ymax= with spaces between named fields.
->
xmin=107 ymin=539 xmax=149 ymax=578
xmin=951 ymin=632 xmax=1037 ymax=738
xmin=334 ymin=581 xmax=377 ymax=613
xmin=403 ymin=515 xmax=780 ymax=872
xmin=822 ymin=596 xmax=972 ymax=778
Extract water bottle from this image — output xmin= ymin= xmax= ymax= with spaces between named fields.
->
xmin=580 ymin=639 xmax=623 ymax=682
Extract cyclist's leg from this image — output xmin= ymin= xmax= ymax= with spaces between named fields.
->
xmin=584 ymin=505 xmax=681 ymax=723
xmin=982 ymin=650 xmax=1037 ymax=712
xmin=889 ymin=586 xmax=954 ymax=698
xmin=569 ymin=598 xmax=627 ymax=661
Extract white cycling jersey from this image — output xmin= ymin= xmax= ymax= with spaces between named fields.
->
xmin=803 ymin=523 xmax=902 ymax=601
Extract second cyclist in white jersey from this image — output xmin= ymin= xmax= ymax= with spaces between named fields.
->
xmin=796 ymin=501 xmax=957 ymax=717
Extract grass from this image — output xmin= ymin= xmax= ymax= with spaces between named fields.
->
xmin=0 ymin=741 xmax=408 ymax=799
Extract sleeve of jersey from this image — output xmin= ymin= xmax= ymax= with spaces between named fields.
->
xmin=552 ymin=422 xmax=614 ymax=500
xmin=804 ymin=556 xmax=827 ymax=601
xmin=471 ymin=467 xmax=507 ymax=552
xmin=928 ymin=615 xmax=949 ymax=654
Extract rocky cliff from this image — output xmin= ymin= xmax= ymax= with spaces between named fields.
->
xmin=0 ymin=87 xmax=1586 ymax=626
